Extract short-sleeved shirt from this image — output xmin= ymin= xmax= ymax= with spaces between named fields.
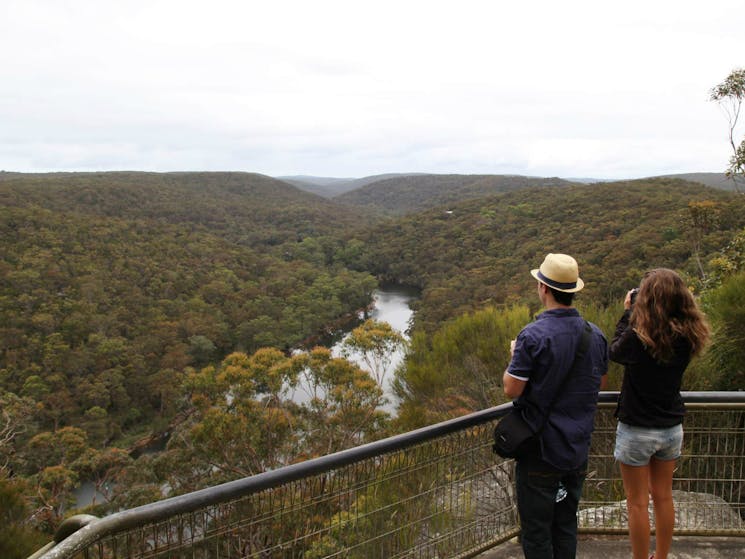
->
xmin=610 ymin=310 xmax=691 ymax=427
xmin=507 ymin=307 xmax=608 ymax=471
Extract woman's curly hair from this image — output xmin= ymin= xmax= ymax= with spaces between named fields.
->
xmin=630 ymin=268 xmax=710 ymax=363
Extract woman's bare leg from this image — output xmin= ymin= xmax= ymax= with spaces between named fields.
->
xmin=649 ymin=458 xmax=677 ymax=559
xmin=620 ymin=462 xmax=652 ymax=559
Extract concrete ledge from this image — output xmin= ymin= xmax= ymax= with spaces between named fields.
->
xmin=477 ymin=535 xmax=745 ymax=558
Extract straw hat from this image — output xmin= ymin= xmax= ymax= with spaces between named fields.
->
xmin=530 ymin=253 xmax=584 ymax=293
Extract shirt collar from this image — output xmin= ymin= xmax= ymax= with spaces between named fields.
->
xmin=535 ymin=307 xmax=580 ymax=321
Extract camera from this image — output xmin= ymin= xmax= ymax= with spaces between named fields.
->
xmin=629 ymin=288 xmax=639 ymax=306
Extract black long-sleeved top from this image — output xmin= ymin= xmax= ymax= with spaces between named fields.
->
xmin=610 ymin=310 xmax=692 ymax=427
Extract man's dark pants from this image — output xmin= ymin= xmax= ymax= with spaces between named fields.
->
xmin=515 ymin=455 xmax=586 ymax=559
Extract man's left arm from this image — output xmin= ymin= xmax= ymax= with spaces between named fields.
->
xmin=598 ymin=328 xmax=610 ymax=391
xmin=599 ymin=373 xmax=608 ymax=391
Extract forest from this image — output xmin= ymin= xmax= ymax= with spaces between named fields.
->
xmin=2 ymin=170 xmax=745 ymax=557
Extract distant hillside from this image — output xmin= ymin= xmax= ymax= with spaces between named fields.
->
xmin=278 ymin=175 xmax=358 ymax=198
xmin=0 ymin=171 xmax=381 ymax=447
xmin=656 ymin=172 xmax=743 ymax=192
xmin=278 ymin=173 xmax=422 ymax=198
xmin=0 ymin=171 xmax=371 ymax=247
xmin=270 ymin=171 xmax=745 ymax=199
xmin=332 ymin=174 xmax=580 ymax=215
xmin=352 ymin=177 xmax=745 ymax=331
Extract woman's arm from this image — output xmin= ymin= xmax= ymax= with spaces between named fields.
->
xmin=609 ymin=310 xmax=636 ymax=364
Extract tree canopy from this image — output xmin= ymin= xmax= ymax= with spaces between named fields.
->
xmin=3 ymin=171 xmax=745 ymax=553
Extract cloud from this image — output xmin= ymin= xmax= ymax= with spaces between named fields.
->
xmin=1 ymin=0 xmax=742 ymax=177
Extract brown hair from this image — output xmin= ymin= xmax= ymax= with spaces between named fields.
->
xmin=630 ymin=269 xmax=710 ymax=362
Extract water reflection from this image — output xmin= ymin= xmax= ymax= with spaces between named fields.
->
xmin=365 ymin=285 xmax=418 ymax=336
xmin=332 ymin=286 xmax=417 ymax=413
xmin=292 ymin=285 xmax=418 ymax=414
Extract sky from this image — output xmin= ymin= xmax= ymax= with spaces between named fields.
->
xmin=1 ymin=0 xmax=743 ymax=180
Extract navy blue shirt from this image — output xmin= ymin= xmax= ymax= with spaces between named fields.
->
xmin=507 ymin=308 xmax=608 ymax=470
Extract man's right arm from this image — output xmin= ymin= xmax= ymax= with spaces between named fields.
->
xmin=503 ymin=370 xmax=527 ymax=399
xmin=503 ymin=337 xmax=529 ymax=399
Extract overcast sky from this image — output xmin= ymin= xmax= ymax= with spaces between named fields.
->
xmin=1 ymin=0 xmax=743 ymax=179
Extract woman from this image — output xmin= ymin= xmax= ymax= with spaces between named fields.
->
xmin=610 ymin=269 xmax=709 ymax=559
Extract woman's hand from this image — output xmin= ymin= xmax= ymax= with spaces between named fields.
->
xmin=624 ymin=289 xmax=634 ymax=310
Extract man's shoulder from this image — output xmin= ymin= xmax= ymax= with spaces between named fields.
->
xmin=517 ymin=319 xmax=546 ymax=340
xmin=523 ymin=314 xmax=607 ymax=347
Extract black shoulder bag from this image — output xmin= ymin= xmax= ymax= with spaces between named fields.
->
xmin=493 ymin=321 xmax=592 ymax=458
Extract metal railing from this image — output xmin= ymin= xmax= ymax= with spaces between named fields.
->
xmin=32 ymin=392 xmax=745 ymax=559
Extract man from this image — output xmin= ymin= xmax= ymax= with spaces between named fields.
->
xmin=503 ymin=253 xmax=608 ymax=559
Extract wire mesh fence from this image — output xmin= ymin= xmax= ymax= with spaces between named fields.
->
xmin=581 ymin=401 xmax=745 ymax=535
xmin=35 ymin=393 xmax=745 ymax=559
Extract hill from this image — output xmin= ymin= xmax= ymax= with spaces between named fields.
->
xmin=277 ymin=172 xmax=743 ymax=203
xmin=277 ymin=175 xmax=358 ymax=198
xmin=655 ymin=172 xmax=743 ymax=192
xmin=332 ymin=174 xmax=580 ymax=216
xmin=0 ymin=171 xmax=381 ymax=448
xmin=349 ymin=178 xmax=745 ymax=331
xmin=0 ymin=171 xmax=371 ymax=247
xmin=278 ymin=173 xmax=422 ymax=198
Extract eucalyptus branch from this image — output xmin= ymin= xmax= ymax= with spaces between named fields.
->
xmin=711 ymin=68 xmax=745 ymax=193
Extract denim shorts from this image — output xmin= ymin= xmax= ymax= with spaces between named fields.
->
xmin=614 ymin=421 xmax=683 ymax=466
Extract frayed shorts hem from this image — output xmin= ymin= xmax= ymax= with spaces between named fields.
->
xmin=613 ymin=421 xmax=683 ymax=467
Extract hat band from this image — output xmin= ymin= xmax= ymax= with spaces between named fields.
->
xmin=537 ymin=270 xmax=577 ymax=290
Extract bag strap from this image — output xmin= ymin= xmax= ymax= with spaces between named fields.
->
xmin=534 ymin=320 xmax=592 ymax=433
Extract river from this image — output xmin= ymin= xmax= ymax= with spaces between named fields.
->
xmin=362 ymin=285 xmax=418 ymax=336
xmin=330 ymin=285 xmax=417 ymax=412
xmin=290 ymin=284 xmax=418 ymax=414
